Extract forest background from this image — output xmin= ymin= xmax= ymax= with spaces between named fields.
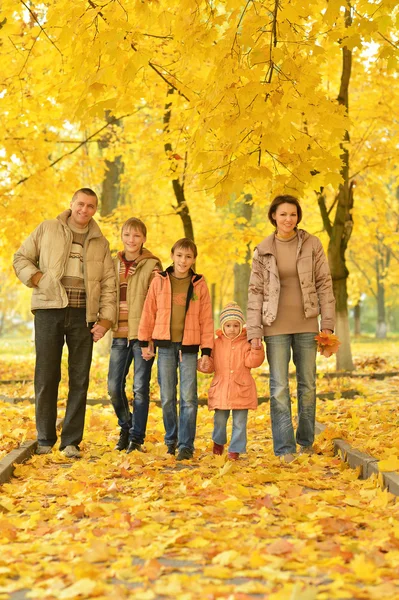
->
xmin=1 ymin=0 xmax=399 ymax=371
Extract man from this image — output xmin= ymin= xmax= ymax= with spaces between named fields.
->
xmin=13 ymin=188 xmax=116 ymax=458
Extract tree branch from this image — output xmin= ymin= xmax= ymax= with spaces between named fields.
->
xmin=317 ymin=193 xmax=333 ymax=237
xmin=20 ymin=1 xmax=63 ymax=56
xmin=0 ymin=110 xmax=141 ymax=195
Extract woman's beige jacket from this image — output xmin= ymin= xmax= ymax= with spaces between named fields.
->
xmin=246 ymin=229 xmax=335 ymax=340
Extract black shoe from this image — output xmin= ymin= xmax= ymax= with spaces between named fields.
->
xmin=166 ymin=444 xmax=177 ymax=456
xmin=176 ymin=448 xmax=193 ymax=461
xmin=126 ymin=440 xmax=143 ymax=454
xmin=115 ymin=429 xmax=129 ymax=451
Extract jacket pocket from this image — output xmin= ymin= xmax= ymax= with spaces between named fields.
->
xmin=306 ymin=291 xmax=319 ymax=317
xmin=36 ymin=272 xmax=62 ymax=302
xmin=234 ymin=378 xmax=252 ymax=398
xmin=261 ymin=301 xmax=268 ymax=325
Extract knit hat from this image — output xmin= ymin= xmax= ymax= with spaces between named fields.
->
xmin=219 ymin=302 xmax=245 ymax=336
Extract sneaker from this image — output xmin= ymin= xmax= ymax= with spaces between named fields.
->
xmin=166 ymin=444 xmax=177 ymax=456
xmin=115 ymin=429 xmax=130 ymax=451
xmin=126 ymin=441 xmax=143 ymax=454
xmin=62 ymin=445 xmax=82 ymax=458
xmin=279 ymin=453 xmax=296 ymax=464
xmin=227 ymin=451 xmax=239 ymax=461
xmin=299 ymin=445 xmax=314 ymax=455
xmin=36 ymin=445 xmax=52 ymax=455
xmin=176 ymin=448 xmax=193 ymax=461
xmin=213 ymin=442 xmax=224 ymax=455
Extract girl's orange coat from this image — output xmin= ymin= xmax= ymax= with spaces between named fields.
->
xmin=199 ymin=329 xmax=265 ymax=410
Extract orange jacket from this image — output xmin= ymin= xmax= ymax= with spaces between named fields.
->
xmin=198 ymin=328 xmax=264 ymax=410
xmin=138 ymin=268 xmax=214 ymax=355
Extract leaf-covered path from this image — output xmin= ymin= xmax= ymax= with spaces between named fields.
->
xmin=1 ymin=403 xmax=399 ymax=600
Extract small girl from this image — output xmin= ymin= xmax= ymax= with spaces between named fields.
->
xmin=198 ymin=302 xmax=265 ymax=460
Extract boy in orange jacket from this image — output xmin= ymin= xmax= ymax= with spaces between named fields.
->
xmin=198 ymin=302 xmax=264 ymax=460
xmin=138 ymin=238 xmax=214 ymax=460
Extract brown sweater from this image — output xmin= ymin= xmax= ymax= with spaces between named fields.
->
xmin=170 ymin=273 xmax=191 ymax=342
xmin=264 ymin=235 xmax=319 ymax=336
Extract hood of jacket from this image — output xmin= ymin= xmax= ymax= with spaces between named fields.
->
xmin=117 ymin=247 xmax=162 ymax=268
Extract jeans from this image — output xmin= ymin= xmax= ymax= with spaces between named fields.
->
xmin=157 ymin=343 xmax=198 ymax=451
xmin=107 ymin=338 xmax=154 ymax=444
xmin=213 ymin=409 xmax=248 ymax=453
xmin=265 ymin=333 xmax=317 ymax=456
xmin=34 ymin=308 xmax=93 ymax=449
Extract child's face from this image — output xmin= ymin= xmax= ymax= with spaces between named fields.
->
xmin=122 ymin=227 xmax=146 ymax=258
xmin=223 ymin=320 xmax=241 ymax=339
xmin=171 ymin=247 xmax=195 ymax=277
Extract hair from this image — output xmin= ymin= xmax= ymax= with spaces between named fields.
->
xmin=268 ymin=195 xmax=302 ymax=228
xmin=121 ymin=217 xmax=147 ymax=238
xmin=171 ymin=238 xmax=198 ymax=258
xmin=71 ymin=188 xmax=98 ymax=205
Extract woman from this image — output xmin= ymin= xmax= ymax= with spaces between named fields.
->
xmin=247 ymin=195 xmax=335 ymax=462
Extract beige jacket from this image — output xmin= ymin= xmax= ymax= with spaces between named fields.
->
xmin=13 ymin=210 xmax=116 ymax=327
xmin=112 ymin=249 xmax=162 ymax=339
xmin=247 ymin=229 xmax=335 ymax=340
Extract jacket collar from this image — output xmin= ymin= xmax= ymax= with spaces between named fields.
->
xmin=57 ymin=209 xmax=102 ymax=239
xmin=256 ymin=229 xmax=309 ymax=256
xmin=160 ymin=265 xmax=203 ymax=284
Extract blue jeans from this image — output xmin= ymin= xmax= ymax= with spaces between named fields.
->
xmin=213 ymin=409 xmax=248 ymax=453
xmin=34 ymin=308 xmax=93 ymax=449
xmin=265 ymin=333 xmax=317 ymax=456
xmin=157 ymin=343 xmax=198 ymax=451
xmin=107 ymin=338 xmax=154 ymax=445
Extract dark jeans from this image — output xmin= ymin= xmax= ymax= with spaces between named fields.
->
xmin=107 ymin=338 xmax=154 ymax=444
xmin=34 ymin=308 xmax=93 ymax=449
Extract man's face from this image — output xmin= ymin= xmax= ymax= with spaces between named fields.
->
xmin=69 ymin=192 xmax=97 ymax=229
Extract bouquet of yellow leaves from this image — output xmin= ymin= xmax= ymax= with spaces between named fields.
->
xmin=314 ymin=332 xmax=341 ymax=358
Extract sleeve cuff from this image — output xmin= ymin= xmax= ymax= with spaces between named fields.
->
xmin=97 ymin=319 xmax=112 ymax=331
xmin=201 ymin=348 xmax=212 ymax=356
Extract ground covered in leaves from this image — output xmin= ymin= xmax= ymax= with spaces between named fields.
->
xmin=1 ymin=336 xmax=399 ymax=599
xmin=1 ymin=403 xmax=399 ymax=600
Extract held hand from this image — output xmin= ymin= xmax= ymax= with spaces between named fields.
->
xmin=198 ymin=355 xmax=211 ymax=371
xmin=91 ymin=323 xmax=107 ymax=343
xmin=141 ymin=341 xmax=155 ymax=361
xmin=250 ymin=338 xmax=262 ymax=349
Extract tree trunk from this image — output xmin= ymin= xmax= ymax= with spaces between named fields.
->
xmin=353 ymin=302 xmax=361 ymax=336
xmin=318 ymin=6 xmax=354 ymax=371
xmin=233 ymin=194 xmax=253 ymax=317
xmin=163 ymin=87 xmax=194 ymax=240
xmin=375 ymin=252 xmax=387 ymax=338
xmin=98 ymin=111 xmax=124 ymax=217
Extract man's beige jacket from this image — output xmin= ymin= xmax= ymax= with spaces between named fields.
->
xmin=13 ymin=210 xmax=116 ymax=328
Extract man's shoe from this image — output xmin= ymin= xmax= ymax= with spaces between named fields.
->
xmin=36 ymin=445 xmax=52 ymax=455
xmin=213 ymin=442 xmax=224 ymax=455
xmin=126 ymin=441 xmax=143 ymax=454
xmin=62 ymin=445 xmax=82 ymax=458
xmin=115 ymin=429 xmax=129 ymax=451
xmin=279 ymin=453 xmax=296 ymax=464
xmin=227 ymin=451 xmax=239 ymax=461
xmin=176 ymin=448 xmax=193 ymax=461
xmin=299 ymin=445 xmax=314 ymax=455
xmin=166 ymin=444 xmax=177 ymax=456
